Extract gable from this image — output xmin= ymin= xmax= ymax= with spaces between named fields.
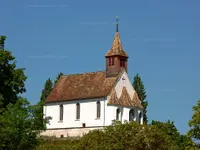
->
xmin=107 ymin=70 xmax=143 ymax=108
xmin=115 ymin=70 xmax=135 ymax=99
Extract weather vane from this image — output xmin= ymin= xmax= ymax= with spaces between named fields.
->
xmin=116 ymin=16 xmax=119 ymax=32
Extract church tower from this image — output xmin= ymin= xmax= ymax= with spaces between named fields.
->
xmin=105 ymin=17 xmax=128 ymax=77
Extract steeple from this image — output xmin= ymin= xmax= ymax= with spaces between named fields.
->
xmin=105 ymin=17 xmax=128 ymax=57
xmin=105 ymin=17 xmax=129 ymax=78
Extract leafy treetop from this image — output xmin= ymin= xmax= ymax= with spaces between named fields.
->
xmin=0 ymin=36 xmax=27 ymax=110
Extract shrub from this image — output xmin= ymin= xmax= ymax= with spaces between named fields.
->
xmin=38 ymin=121 xmax=195 ymax=150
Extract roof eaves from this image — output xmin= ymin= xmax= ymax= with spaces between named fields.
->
xmin=46 ymin=95 xmax=105 ymax=104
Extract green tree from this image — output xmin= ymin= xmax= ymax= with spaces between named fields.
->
xmin=0 ymin=36 xmax=27 ymax=110
xmin=0 ymin=36 xmax=6 ymax=49
xmin=188 ymin=100 xmax=200 ymax=148
xmin=40 ymin=78 xmax=53 ymax=102
xmin=40 ymin=72 xmax=63 ymax=102
xmin=38 ymin=78 xmax=53 ymax=129
xmin=54 ymin=72 xmax=63 ymax=85
xmin=152 ymin=120 xmax=194 ymax=150
xmin=133 ymin=73 xmax=148 ymax=124
xmin=0 ymin=36 xmax=49 ymax=150
xmin=38 ymin=72 xmax=63 ymax=130
xmin=77 ymin=121 xmax=175 ymax=150
xmin=0 ymin=98 xmax=48 ymax=150
xmin=39 ymin=120 xmax=199 ymax=150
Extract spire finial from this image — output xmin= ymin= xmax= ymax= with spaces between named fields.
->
xmin=116 ymin=16 xmax=119 ymax=32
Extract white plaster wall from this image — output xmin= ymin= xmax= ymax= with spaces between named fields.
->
xmin=105 ymin=105 xmax=119 ymax=125
xmin=122 ymin=107 xmax=131 ymax=123
xmin=123 ymin=107 xmax=143 ymax=124
xmin=105 ymin=105 xmax=143 ymax=125
xmin=41 ymin=127 xmax=104 ymax=138
xmin=44 ymin=98 xmax=105 ymax=129
xmin=42 ymin=104 xmax=143 ymax=138
xmin=115 ymin=71 xmax=135 ymax=99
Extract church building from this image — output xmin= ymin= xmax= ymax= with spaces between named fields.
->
xmin=42 ymin=18 xmax=144 ymax=137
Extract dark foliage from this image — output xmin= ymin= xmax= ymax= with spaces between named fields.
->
xmin=132 ymin=74 xmax=148 ymax=124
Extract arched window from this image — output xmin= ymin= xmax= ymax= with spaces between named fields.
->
xmin=59 ymin=104 xmax=63 ymax=121
xmin=116 ymin=108 xmax=120 ymax=120
xmin=129 ymin=109 xmax=134 ymax=121
xmin=76 ymin=103 xmax=80 ymax=120
xmin=139 ymin=112 xmax=142 ymax=124
xmin=97 ymin=101 xmax=101 ymax=118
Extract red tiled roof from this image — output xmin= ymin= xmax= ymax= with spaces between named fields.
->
xmin=108 ymin=90 xmax=120 ymax=105
xmin=46 ymin=71 xmax=118 ymax=103
xmin=132 ymin=92 xmax=143 ymax=108
xmin=108 ymin=87 xmax=143 ymax=108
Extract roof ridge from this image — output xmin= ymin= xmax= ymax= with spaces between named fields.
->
xmin=62 ymin=70 xmax=105 ymax=76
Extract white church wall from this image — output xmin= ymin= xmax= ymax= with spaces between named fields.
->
xmin=44 ymin=97 xmax=106 ymax=129
xmin=41 ymin=127 xmax=104 ymax=138
xmin=122 ymin=107 xmax=131 ymax=123
xmin=105 ymin=105 xmax=129 ymax=125
xmin=42 ymin=105 xmax=143 ymax=138
xmin=105 ymin=104 xmax=119 ymax=125
xmin=115 ymin=71 xmax=135 ymax=100
xmin=123 ymin=107 xmax=143 ymax=124
xmin=105 ymin=105 xmax=142 ymax=125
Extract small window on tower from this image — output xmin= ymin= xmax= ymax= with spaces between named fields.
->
xmin=120 ymin=59 xmax=123 ymax=67
xmin=109 ymin=58 xmax=112 ymax=66
xmin=112 ymin=57 xmax=114 ymax=66
xmin=109 ymin=57 xmax=114 ymax=66
xmin=120 ymin=59 xmax=125 ymax=67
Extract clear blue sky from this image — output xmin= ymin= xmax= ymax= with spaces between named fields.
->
xmin=1 ymin=0 xmax=200 ymax=134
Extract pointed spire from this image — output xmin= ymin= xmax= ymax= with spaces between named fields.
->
xmin=105 ymin=17 xmax=128 ymax=57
